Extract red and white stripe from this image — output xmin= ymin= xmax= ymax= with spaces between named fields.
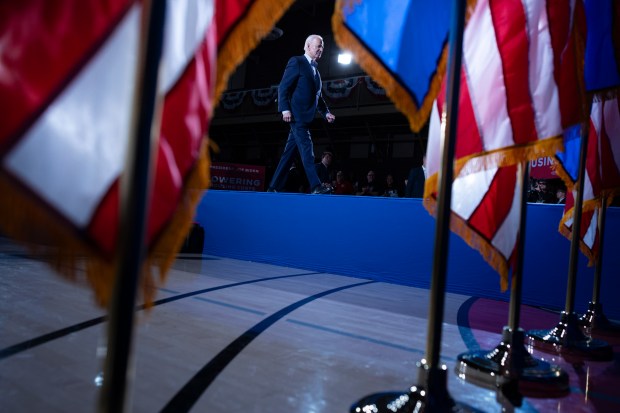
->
xmin=559 ymin=95 xmax=620 ymax=264
xmin=426 ymin=0 xmax=578 ymax=180
xmin=425 ymin=0 xmax=580 ymax=288
xmin=593 ymin=96 xmax=620 ymax=196
xmin=449 ymin=159 xmax=524 ymax=290
xmin=1 ymin=0 xmax=216 ymax=256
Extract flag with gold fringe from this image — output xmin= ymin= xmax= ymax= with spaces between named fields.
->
xmin=423 ymin=0 xmax=584 ymax=291
xmin=556 ymin=95 xmax=620 ymax=265
xmin=0 ymin=0 xmax=294 ymax=307
xmin=331 ymin=0 xmax=458 ymax=132
xmin=553 ymin=0 xmax=620 ymax=266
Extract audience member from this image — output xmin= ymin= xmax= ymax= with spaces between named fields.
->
xmin=333 ymin=170 xmax=353 ymax=195
xmin=315 ymin=150 xmax=333 ymax=191
xmin=357 ymin=170 xmax=382 ymax=196
xmin=382 ymin=174 xmax=401 ymax=197
xmin=404 ymin=155 xmax=427 ymax=198
xmin=556 ymin=186 xmax=566 ymax=204
xmin=527 ymin=179 xmax=555 ymax=203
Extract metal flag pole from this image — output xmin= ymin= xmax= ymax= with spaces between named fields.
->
xmin=98 ymin=1 xmax=167 ymax=412
xmin=579 ymin=194 xmax=620 ymax=335
xmin=350 ymin=1 xmax=479 ymax=411
xmin=456 ymin=162 xmax=568 ymax=404
xmin=527 ymin=114 xmax=612 ymax=361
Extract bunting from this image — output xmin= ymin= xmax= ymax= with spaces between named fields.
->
xmin=424 ymin=0 xmax=582 ymax=290
xmin=0 ymin=0 xmax=294 ymax=306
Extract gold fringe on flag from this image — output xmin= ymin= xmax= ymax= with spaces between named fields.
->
xmin=147 ymin=139 xmax=212 ymax=304
xmin=0 ymin=139 xmax=210 ymax=308
xmin=423 ymin=190 xmax=510 ymax=292
xmin=214 ymin=0 xmax=298 ymax=102
xmin=454 ymin=136 xmax=565 ymax=178
xmin=0 ymin=173 xmax=118 ymax=307
xmin=0 ymin=0 xmax=299 ymax=308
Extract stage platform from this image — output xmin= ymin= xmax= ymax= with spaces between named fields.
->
xmin=197 ymin=190 xmax=620 ymax=320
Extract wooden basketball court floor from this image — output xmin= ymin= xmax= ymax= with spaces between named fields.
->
xmin=1 ymin=237 xmax=619 ymax=412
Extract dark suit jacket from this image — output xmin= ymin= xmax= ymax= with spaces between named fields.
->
xmin=278 ymin=55 xmax=329 ymax=123
xmin=405 ymin=166 xmax=425 ymax=198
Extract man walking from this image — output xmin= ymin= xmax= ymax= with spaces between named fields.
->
xmin=267 ymin=34 xmax=335 ymax=194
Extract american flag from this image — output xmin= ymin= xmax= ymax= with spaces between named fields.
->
xmin=424 ymin=0 xmax=583 ymax=290
xmin=0 ymin=0 xmax=294 ymax=305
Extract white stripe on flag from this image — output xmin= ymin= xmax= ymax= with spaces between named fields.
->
xmin=426 ymin=101 xmax=442 ymax=181
xmin=463 ymin=0 xmax=513 ymax=151
xmin=161 ymin=0 xmax=214 ymax=93
xmin=3 ymin=5 xmax=140 ymax=227
xmin=602 ymin=98 xmax=620 ymax=172
xmin=523 ymin=0 xmax=562 ymax=140
xmin=452 ymin=165 xmax=497 ymax=219
xmin=583 ymin=208 xmax=598 ymax=250
xmin=491 ymin=164 xmax=522 ymax=259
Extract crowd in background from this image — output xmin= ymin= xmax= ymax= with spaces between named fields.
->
xmin=245 ymin=151 xmax=620 ymax=207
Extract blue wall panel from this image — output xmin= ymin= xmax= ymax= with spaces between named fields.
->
xmin=196 ymin=190 xmax=620 ymax=319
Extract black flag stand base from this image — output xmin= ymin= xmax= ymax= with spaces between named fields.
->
xmin=349 ymin=360 xmax=481 ymax=413
xmin=579 ymin=302 xmax=620 ymax=337
xmin=527 ymin=311 xmax=613 ymax=361
xmin=456 ymin=327 xmax=569 ymax=400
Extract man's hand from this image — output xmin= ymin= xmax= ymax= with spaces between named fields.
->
xmin=282 ymin=111 xmax=292 ymax=122
xmin=326 ymin=113 xmax=335 ymax=123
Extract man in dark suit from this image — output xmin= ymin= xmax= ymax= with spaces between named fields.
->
xmin=405 ymin=154 xmax=427 ymax=198
xmin=267 ymin=34 xmax=335 ymax=194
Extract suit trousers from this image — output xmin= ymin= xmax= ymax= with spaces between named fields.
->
xmin=269 ymin=122 xmax=321 ymax=191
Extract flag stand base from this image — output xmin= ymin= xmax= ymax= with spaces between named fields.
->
xmin=456 ymin=327 xmax=568 ymax=400
xmin=579 ymin=302 xmax=620 ymax=337
xmin=349 ymin=360 xmax=481 ymax=412
xmin=527 ymin=311 xmax=613 ymax=361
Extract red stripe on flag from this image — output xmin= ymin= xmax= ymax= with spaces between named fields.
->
xmin=548 ymin=0 xmax=585 ymax=128
xmin=0 ymin=0 xmax=132 ymax=152
xmin=215 ymin=0 xmax=253 ymax=46
xmin=87 ymin=18 xmax=217 ymax=256
xmin=437 ymin=70 xmax=484 ymax=160
xmin=489 ymin=0 xmax=537 ymax=144
xmin=467 ymin=165 xmax=517 ymax=241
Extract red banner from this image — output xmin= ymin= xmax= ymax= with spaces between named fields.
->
xmin=210 ymin=162 xmax=265 ymax=191
xmin=530 ymin=156 xmax=557 ymax=179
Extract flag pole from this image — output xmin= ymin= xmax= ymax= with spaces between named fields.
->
xmin=527 ymin=113 xmax=612 ymax=360
xmin=350 ymin=1 xmax=477 ymax=411
xmin=579 ymin=194 xmax=620 ymax=334
xmin=456 ymin=162 xmax=568 ymax=403
xmin=98 ymin=1 xmax=167 ymax=412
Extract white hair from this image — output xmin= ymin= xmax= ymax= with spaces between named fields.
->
xmin=304 ymin=34 xmax=323 ymax=51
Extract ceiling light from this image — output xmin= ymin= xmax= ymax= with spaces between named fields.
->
xmin=337 ymin=52 xmax=352 ymax=65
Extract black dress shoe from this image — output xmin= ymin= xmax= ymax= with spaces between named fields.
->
xmin=267 ymin=188 xmax=278 ymax=192
xmin=311 ymin=186 xmax=332 ymax=195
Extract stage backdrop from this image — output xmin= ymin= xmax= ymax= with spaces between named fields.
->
xmin=195 ymin=190 xmax=620 ymax=319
